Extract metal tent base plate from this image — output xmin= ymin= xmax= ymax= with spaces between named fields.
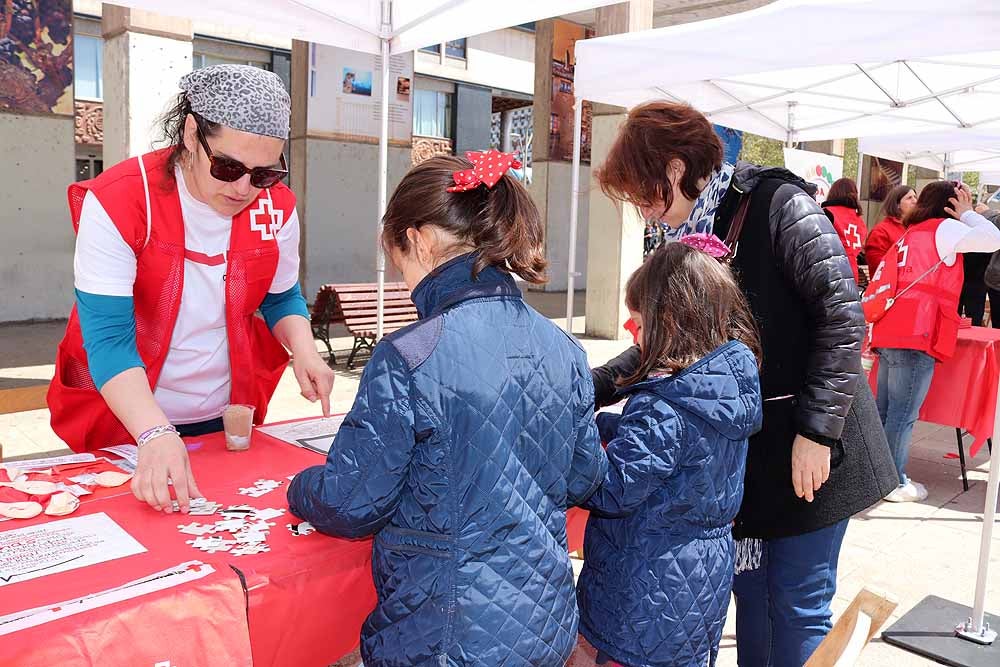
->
xmin=882 ymin=596 xmax=999 ymax=667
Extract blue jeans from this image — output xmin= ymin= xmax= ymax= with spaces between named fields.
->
xmin=732 ymin=520 xmax=849 ymax=667
xmin=876 ymin=348 xmax=936 ymax=485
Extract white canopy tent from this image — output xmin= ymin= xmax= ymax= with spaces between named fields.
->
xmin=113 ymin=0 xmax=616 ymax=336
xmin=569 ymin=0 xmax=1000 ymax=655
xmin=859 ymin=129 xmax=1000 ymax=175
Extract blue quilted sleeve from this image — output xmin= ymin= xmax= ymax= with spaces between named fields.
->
xmin=567 ymin=357 xmax=608 ymax=507
xmin=287 ymin=342 xmax=417 ymax=538
xmin=595 ymin=412 xmax=622 ymax=444
xmin=583 ymin=395 xmax=683 ymax=517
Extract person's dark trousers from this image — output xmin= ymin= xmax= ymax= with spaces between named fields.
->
xmin=960 ymin=281 xmax=987 ymax=326
xmin=732 ymin=519 xmax=850 ymax=667
xmin=990 ymin=289 xmax=1000 ymax=328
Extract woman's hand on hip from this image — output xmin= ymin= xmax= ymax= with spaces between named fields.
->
xmin=293 ymin=351 xmax=335 ymax=417
xmin=132 ymin=433 xmax=202 ymax=513
xmin=791 ymin=434 xmax=831 ymax=503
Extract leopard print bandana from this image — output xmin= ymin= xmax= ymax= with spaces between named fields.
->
xmin=179 ymin=64 xmax=290 ymax=139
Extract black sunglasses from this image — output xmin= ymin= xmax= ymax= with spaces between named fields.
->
xmin=196 ymin=124 xmax=287 ymax=189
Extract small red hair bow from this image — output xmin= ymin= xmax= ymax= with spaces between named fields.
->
xmin=447 ymin=149 xmax=522 ymax=192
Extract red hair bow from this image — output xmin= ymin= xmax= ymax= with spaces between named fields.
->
xmin=447 ymin=149 xmax=522 ymax=192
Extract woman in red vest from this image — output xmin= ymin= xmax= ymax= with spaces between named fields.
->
xmin=865 ymin=185 xmax=917 ymax=273
xmin=870 ymin=181 xmax=1000 ymax=502
xmin=48 ymin=65 xmax=334 ymax=513
xmin=821 ymin=178 xmax=867 ymax=284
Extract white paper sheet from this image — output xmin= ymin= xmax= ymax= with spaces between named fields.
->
xmin=0 ymin=560 xmax=214 ymax=635
xmin=4 ymin=453 xmax=96 ymax=472
xmin=0 ymin=513 xmax=146 ymax=587
xmin=99 ymin=444 xmax=139 ymax=473
xmin=257 ymin=416 xmax=346 ymax=455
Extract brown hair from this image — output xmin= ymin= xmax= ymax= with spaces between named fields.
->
xmin=156 ymin=93 xmax=221 ymax=179
xmin=621 ymin=243 xmax=761 ymax=385
xmin=381 ymin=155 xmax=547 ymax=283
xmin=881 ymin=184 xmax=916 ymax=220
xmin=826 ymin=178 xmax=862 ymax=215
xmin=596 ymin=101 xmax=723 ymax=213
xmin=903 ymin=180 xmax=957 ymax=227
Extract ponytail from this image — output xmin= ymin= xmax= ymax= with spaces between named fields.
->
xmin=382 ymin=155 xmax=548 ymax=284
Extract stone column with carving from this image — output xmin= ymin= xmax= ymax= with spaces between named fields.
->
xmin=102 ymin=4 xmax=192 ymax=167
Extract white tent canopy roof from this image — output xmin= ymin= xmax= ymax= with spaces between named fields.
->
xmin=858 ymin=129 xmax=1000 ymax=174
xmin=118 ymin=0 xmax=613 ymax=54
xmin=574 ymin=0 xmax=1000 ymax=142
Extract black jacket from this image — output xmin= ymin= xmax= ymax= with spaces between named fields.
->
xmin=593 ymin=162 xmax=898 ymax=539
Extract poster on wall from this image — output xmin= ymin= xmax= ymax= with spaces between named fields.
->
xmin=549 ymin=19 xmax=593 ymax=163
xmin=861 ymin=155 xmax=904 ymax=202
xmin=307 ymin=43 xmax=413 ymax=142
xmin=0 ymin=0 xmax=73 ymax=115
xmin=783 ymin=147 xmax=843 ymax=203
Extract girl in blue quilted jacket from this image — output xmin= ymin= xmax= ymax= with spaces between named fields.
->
xmin=287 ymin=152 xmax=608 ymax=667
xmin=575 ymin=240 xmax=763 ymax=667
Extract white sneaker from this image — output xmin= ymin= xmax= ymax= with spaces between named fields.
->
xmin=884 ymin=480 xmax=928 ymax=503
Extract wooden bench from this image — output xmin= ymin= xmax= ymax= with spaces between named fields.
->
xmin=311 ymin=282 xmax=418 ymax=368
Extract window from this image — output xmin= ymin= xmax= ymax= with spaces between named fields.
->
xmin=75 ymin=157 xmax=104 ymax=182
xmin=74 ymin=35 xmax=103 ymax=100
xmin=193 ymin=53 xmax=270 ymax=70
xmin=420 ymin=44 xmax=441 ymax=54
xmin=413 ymin=89 xmax=453 ymax=138
xmin=445 ymin=38 xmax=466 ymax=59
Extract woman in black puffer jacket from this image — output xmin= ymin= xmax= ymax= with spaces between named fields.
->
xmin=590 ymin=101 xmax=897 ymax=667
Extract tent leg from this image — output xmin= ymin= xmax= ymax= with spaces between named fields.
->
xmin=566 ymin=100 xmax=583 ymax=334
xmin=375 ymin=7 xmax=391 ymax=341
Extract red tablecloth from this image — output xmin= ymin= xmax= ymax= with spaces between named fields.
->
xmin=870 ymin=326 xmax=1000 ymax=457
xmin=0 ymin=422 xmax=589 ymax=667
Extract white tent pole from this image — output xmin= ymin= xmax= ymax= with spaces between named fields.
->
xmin=785 ymin=101 xmax=797 ymax=148
xmin=376 ymin=0 xmax=391 ymax=340
xmin=956 ymin=381 xmax=1000 ymax=645
xmin=566 ymin=100 xmax=584 ymax=334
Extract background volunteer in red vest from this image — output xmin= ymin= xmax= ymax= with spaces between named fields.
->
xmin=48 ymin=65 xmax=335 ymax=513
xmin=870 ymin=181 xmax=1000 ymax=503
xmin=865 ymin=185 xmax=917 ymax=273
xmin=821 ymin=178 xmax=867 ymax=287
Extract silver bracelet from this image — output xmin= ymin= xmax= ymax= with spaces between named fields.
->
xmin=137 ymin=424 xmax=179 ymax=448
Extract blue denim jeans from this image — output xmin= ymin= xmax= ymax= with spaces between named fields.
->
xmin=732 ymin=520 xmax=849 ymax=667
xmin=876 ymin=348 xmax=936 ymax=485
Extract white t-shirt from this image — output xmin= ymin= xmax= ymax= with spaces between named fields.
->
xmin=74 ymin=168 xmax=301 ymax=424
xmin=935 ymin=210 xmax=1000 ymax=265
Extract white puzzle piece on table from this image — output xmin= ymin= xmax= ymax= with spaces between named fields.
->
xmin=186 ymin=536 xmax=236 ymax=553
xmin=231 ymin=544 xmax=270 ymax=556
xmin=177 ymin=522 xmax=217 ymax=536
xmin=213 ymin=518 xmax=249 ymax=533
xmin=234 ymin=530 xmax=269 ymax=544
xmin=251 ymin=508 xmax=285 ymax=521
xmin=287 ymin=521 xmax=315 ymax=536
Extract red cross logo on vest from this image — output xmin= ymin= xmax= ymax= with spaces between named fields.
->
xmin=249 ymin=194 xmax=283 ymax=241
xmin=898 ymin=240 xmax=910 ymax=268
xmin=846 ymin=223 xmax=862 ymax=251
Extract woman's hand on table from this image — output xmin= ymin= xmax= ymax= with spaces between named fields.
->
xmin=791 ymin=434 xmax=831 ymax=503
xmin=293 ymin=350 xmax=335 ymax=417
xmin=132 ymin=433 xmax=202 ymax=513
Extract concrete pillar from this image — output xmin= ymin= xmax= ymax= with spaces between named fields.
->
xmin=584 ymin=1 xmax=653 ymax=340
xmin=102 ymin=4 xmax=193 ymax=166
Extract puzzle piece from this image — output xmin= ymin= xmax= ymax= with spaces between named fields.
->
xmin=213 ymin=518 xmax=249 ymax=533
xmin=178 ymin=522 xmax=216 ymax=536
xmin=251 ymin=508 xmax=285 ymax=521
xmin=234 ymin=530 xmax=269 ymax=544
xmin=238 ymin=479 xmax=283 ymax=497
xmin=185 ymin=536 xmax=236 ymax=553
xmin=220 ymin=504 xmax=256 ymax=517
xmin=231 ymin=544 xmax=271 ymax=556
xmin=287 ymin=521 xmax=315 ymax=536
xmin=244 ymin=519 xmax=276 ymax=533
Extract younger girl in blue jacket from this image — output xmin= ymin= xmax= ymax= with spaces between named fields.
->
xmin=577 ymin=240 xmax=763 ymax=667
xmin=287 ymin=151 xmax=607 ymax=667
